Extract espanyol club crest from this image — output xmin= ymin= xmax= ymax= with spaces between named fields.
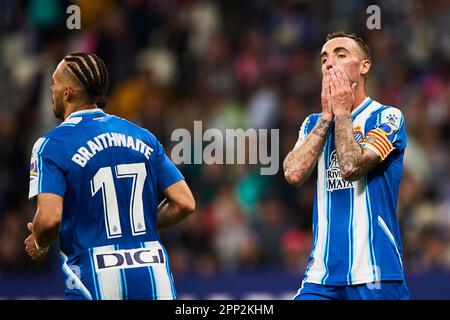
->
xmin=353 ymin=125 xmax=364 ymax=142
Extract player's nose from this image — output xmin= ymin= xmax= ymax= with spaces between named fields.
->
xmin=325 ymin=59 xmax=335 ymax=70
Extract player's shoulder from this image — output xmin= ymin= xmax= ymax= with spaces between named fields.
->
xmin=31 ymin=116 xmax=86 ymax=157
xmin=36 ymin=126 xmax=71 ymax=148
xmin=300 ymin=112 xmax=321 ymax=133
xmin=305 ymin=112 xmax=322 ymax=119
xmin=109 ymin=115 xmax=159 ymax=143
xmin=369 ymin=99 xmax=405 ymax=129
xmin=302 ymin=112 xmax=322 ymax=124
xmin=30 ymin=134 xmax=66 ymax=163
xmin=38 ymin=115 xmax=88 ymax=147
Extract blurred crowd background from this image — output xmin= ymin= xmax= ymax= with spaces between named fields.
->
xmin=0 ymin=0 xmax=450 ymax=295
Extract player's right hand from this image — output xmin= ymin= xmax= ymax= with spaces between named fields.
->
xmin=24 ymin=222 xmax=47 ymax=261
xmin=321 ymin=68 xmax=333 ymax=121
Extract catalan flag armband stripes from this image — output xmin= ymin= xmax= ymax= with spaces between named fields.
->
xmin=360 ymin=127 xmax=395 ymax=160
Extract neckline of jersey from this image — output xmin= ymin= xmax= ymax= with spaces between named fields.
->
xmin=67 ymin=108 xmax=106 ymax=119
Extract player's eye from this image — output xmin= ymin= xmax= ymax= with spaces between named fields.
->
xmin=321 ymin=58 xmax=327 ymax=64
xmin=337 ymin=54 xmax=346 ymax=58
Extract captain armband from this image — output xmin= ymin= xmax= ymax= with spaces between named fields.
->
xmin=360 ymin=123 xmax=396 ymax=161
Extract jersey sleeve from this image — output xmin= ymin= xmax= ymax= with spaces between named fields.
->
xmin=153 ymin=140 xmax=184 ymax=192
xmin=360 ymin=107 xmax=407 ymax=161
xmin=29 ymin=137 xmax=67 ymax=200
xmin=294 ymin=114 xmax=320 ymax=148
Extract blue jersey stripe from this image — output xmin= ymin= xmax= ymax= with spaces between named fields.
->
xmin=149 ymin=268 xmax=157 ymax=299
xmin=120 ymin=269 xmax=128 ymax=300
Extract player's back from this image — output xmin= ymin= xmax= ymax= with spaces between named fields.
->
xmin=31 ymin=109 xmax=181 ymax=300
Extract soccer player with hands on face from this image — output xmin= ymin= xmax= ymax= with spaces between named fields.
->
xmin=284 ymin=32 xmax=410 ymax=300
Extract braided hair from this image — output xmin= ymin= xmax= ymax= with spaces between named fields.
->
xmin=63 ymin=52 xmax=110 ymax=108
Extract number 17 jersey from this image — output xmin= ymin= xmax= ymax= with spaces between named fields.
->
xmin=29 ymin=108 xmax=184 ymax=300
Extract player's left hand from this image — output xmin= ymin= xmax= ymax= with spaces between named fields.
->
xmin=328 ymin=65 xmax=357 ymax=116
xmin=24 ymin=222 xmax=47 ymax=261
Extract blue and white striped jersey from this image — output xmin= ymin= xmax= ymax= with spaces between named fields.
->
xmin=299 ymin=97 xmax=407 ymax=285
xmin=29 ymin=109 xmax=183 ymax=299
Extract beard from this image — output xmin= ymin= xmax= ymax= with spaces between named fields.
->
xmin=52 ymin=94 xmax=65 ymax=120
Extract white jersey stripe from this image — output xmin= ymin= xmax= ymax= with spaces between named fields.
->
xmin=351 ymin=178 xmax=373 ymax=283
xmin=92 ymin=245 xmax=122 ymax=300
xmin=29 ymin=137 xmax=48 ymax=199
xmin=38 ymin=138 xmax=50 ymax=193
xmin=161 ymin=245 xmax=176 ymax=298
xmin=144 ymin=242 xmax=174 ymax=299
xmin=349 ymin=101 xmax=380 ymax=284
xmin=305 ymin=139 xmax=328 ymax=283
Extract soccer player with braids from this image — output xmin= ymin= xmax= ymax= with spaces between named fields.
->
xmin=284 ymin=33 xmax=410 ymax=300
xmin=24 ymin=53 xmax=195 ymax=300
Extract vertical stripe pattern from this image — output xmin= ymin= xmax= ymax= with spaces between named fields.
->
xmin=92 ymin=245 xmax=123 ymax=299
xmin=351 ymin=177 xmax=373 ymax=283
xmin=349 ymin=101 xmax=380 ymax=283
xmin=144 ymin=242 xmax=174 ymax=300
xmin=305 ymin=137 xmax=328 ymax=283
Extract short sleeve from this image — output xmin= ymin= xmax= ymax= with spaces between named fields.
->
xmin=360 ymin=107 xmax=407 ymax=161
xmin=29 ymin=137 xmax=67 ymax=200
xmin=295 ymin=114 xmax=318 ymax=148
xmin=154 ymin=140 xmax=184 ymax=192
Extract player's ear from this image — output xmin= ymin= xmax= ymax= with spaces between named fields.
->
xmin=360 ymin=59 xmax=371 ymax=77
xmin=63 ymin=85 xmax=71 ymax=102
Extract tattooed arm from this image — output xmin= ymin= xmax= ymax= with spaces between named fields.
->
xmin=284 ymin=116 xmax=331 ymax=187
xmin=329 ymin=66 xmax=380 ymax=182
xmin=334 ymin=114 xmax=380 ymax=181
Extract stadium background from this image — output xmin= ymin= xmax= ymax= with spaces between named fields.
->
xmin=0 ymin=0 xmax=449 ymax=299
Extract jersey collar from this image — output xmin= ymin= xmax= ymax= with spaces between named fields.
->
xmin=67 ymin=108 xmax=106 ymax=119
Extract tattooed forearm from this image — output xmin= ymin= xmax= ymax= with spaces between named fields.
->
xmin=312 ymin=118 xmax=331 ymax=137
xmin=334 ymin=114 xmax=361 ymax=180
xmin=284 ymin=118 xmax=331 ymax=187
xmin=334 ymin=114 xmax=379 ymax=181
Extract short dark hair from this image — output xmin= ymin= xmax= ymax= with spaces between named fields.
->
xmin=326 ymin=32 xmax=371 ymax=61
xmin=63 ymin=52 xmax=110 ymax=108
